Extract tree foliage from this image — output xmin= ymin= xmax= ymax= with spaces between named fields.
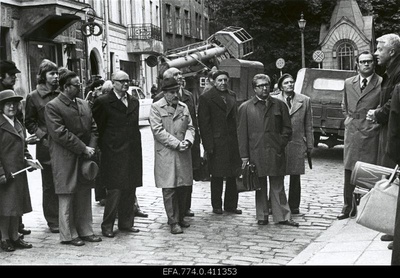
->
xmin=206 ymin=0 xmax=400 ymax=81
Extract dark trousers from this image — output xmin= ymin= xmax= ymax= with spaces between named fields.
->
xmin=41 ymin=164 xmax=59 ymax=228
xmin=210 ymin=176 xmax=238 ymax=211
xmin=288 ymin=175 xmax=301 ymax=211
xmin=101 ymin=188 xmax=135 ymax=233
xmin=162 ymin=187 xmax=189 ymax=225
xmin=342 ymin=169 xmax=357 ymax=215
xmin=184 ymin=185 xmax=193 ymax=212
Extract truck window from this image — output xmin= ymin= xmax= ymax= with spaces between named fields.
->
xmin=313 ymin=78 xmax=345 ymax=91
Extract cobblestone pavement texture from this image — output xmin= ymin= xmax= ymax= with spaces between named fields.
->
xmin=0 ymin=125 xmax=346 ymax=266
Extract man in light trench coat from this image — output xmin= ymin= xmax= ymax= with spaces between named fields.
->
xmin=338 ymin=51 xmax=382 ymax=220
xmin=149 ymin=77 xmax=195 ymax=234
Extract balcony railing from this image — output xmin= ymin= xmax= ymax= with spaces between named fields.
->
xmin=127 ymin=24 xmax=162 ymax=41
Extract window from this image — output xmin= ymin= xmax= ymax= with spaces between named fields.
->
xmin=313 ymin=78 xmax=345 ymax=91
xmin=175 ymin=7 xmax=181 ymax=35
xmin=337 ymin=42 xmax=354 ymax=70
xmin=166 ymin=4 xmax=173 ymax=33
xmin=184 ymin=10 xmax=190 ymax=36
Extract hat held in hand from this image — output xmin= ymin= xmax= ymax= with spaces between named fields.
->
xmin=81 ymin=160 xmax=99 ymax=181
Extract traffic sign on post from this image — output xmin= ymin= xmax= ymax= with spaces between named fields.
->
xmin=276 ymin=58 xmax=285 ymax=76
xmin=312 ymin=50 xmax=325 ymax=68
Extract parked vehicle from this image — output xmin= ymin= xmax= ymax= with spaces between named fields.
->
xmin=128 ymin=86 xmax=151 ymax=124
xmin=295 ymin=68 xmax=357 ymax=148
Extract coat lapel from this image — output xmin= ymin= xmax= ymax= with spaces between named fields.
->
xmin=0 ymin=115 xmax=23 ymax=139
xmin=126 ymin=93 xmax=139 ymax=115
xmin=108 ymin=90 xmax=127 ymax=112
xmin=173 ymin=103 xmax=185 ymax=120
xmin=351 ymin=75 xmax=362 ymax=98
xmin=290 ymin=94 xmax=303 ymax=115
xmin=359 ymin=73 xmax=379 ymax=100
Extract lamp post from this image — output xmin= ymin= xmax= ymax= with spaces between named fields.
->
xmin=298 ymin=12 xmax=306 ymax=68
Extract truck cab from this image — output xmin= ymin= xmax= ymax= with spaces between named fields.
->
xmin=295 ymin=68 xmax=357 ymax=148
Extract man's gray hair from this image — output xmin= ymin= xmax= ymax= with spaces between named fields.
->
xmin=252 ymin=74 xmax=271 ymax=87
xmin=376 ymin=33 xmax=400 ymax=50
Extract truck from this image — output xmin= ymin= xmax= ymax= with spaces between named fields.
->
xmin=294 ymin=68 xmax=357 ymax=148
xmin=146 ymin=26 xmax=264 ymax=105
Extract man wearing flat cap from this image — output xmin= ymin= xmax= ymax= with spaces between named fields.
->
xmin=198 ymin=70 xmax=242 ymax=215
xmin=0 ymin=61 xmax=21 ymax=92
xmin=149 ymin=77 xmax=195 ymax=234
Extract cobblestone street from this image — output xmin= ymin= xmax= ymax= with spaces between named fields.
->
xmin=0 ymin=124 xmax=345 ymax=266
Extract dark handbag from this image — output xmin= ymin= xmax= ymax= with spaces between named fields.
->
xmin=193 ymin=156 xmax=210 ymax=181
xmin=236 ymin=162 xmax=261 ymax=193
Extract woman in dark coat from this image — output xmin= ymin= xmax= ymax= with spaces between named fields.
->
xmin=0 ymin=90 xmax=41 ymax=252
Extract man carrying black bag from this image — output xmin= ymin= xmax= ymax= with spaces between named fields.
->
xmin=237 ymin=73 xmax=298 ymax=227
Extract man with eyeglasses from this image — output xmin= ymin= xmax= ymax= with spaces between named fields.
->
xmin=337 ymin=51 xmax=382 ymax=221
xmin=44 ymin=70 xmax=101 ymax=246
xmin=237 ymin=74 xmax=297 ymax=226
xmin=92 ymin=70 xmax=142 ymax=238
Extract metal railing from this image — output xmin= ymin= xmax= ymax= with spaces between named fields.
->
xmin=127 ymin=24 xmax=162 ymax=41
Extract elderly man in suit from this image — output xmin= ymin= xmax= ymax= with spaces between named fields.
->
xmin=92 ymin=70 xmax=143 ymax=238
xmin=237 ymin=74 xmax=298 ymax=226
xmin=149 ymin=77 xmax=195 ymax=234
xmin=272 ymin=73 xmax=314 ymax=215
xmin=338 ymin=51 xmax=382 ymax=220
xmin=45 ymin=70 xmax=101 ymax=246
xmin=198 ymin=70 xmax=242 ymax=215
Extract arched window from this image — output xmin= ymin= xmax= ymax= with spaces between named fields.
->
xmin=337 ymin=42 xmax=354 ymax=70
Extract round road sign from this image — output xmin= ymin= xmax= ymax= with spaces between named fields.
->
xmin=276 ymin=58 xmax=285 ymax=69
xmin=312 ymin=50 xmax=325 ymax=63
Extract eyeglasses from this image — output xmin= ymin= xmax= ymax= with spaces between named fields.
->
xmin=68 ymin=83 xmax=81 ymax=89
xmin=255 ymin=83 xmax=270 ymax=88
xmin=359 ymin=60 xmax=374 ymax=65
xmin=114 ymin=79 xmax=130 ymax=84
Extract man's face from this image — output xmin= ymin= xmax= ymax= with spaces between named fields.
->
xmin=113 ymin=73 xmax=130 ymax=94
xmin=66 ymin=76 xmax=81 ymax=98
xmin=358 ymin=53 xmax=375 ymax=76
xmin=164 ymin=89 xmax=180 ymax=105
xmin=45 ymin=70 xmax=59 ymax=87
xmin=374 ymin=41 xmax=392 ymax=67
xmin=214 ymin=74 xmax=229 ymax=91
xmin=1 ymin=73 xmax=17 ymax=88
xmin=253 ymin=79 xmax=270 ymax=100
xmin=281 ymin=77 xmax=295 ymax=94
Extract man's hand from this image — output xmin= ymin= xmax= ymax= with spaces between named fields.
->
xmin=177 ymin=141 xmax=189 ymax=152
xmin=366 ymin=109 xmax=376 ymax=122
xmin=83 ymin=146 xmax=96 ymax=158
xmin=0 ymin=175 xmax=7 ymax=186
xmin=241 ymin=158 xmax=249 ymax=168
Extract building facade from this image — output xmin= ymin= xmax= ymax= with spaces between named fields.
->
xmin=319 ymin=0 xmax=374 ymax=70
xmin=0 ymin=0 xmax=163 ymax=97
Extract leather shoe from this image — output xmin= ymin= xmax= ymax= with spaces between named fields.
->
xmin=185 ymin=210 xmax=195 ymax=217
xmin=170 ymin=223 xmax=183 ymax=234
xmin=119 ymin=227 xmax=140 ymax=233
xmin=102 ymin=231 xmax=114 ymax=238
xmin=11 ymin=237 xmax=33 ymax=249
xmin=18 ymin=228 xmax=31 ymax=235
xmin=291 ymin=209 xmax=300 ymax=214
xmin=257 ymin=220 xmax=269 ymax=225
xmin=381 ymin=234 xmax=394 ymax=241
xmin=225 ymin=209 xmax=242 ymax=214
xmin=278 ymin=219 xmax=299 ymax=227
xmin=337 ymin=213 xmax=349 ymax=220
xmin=81 ymin=235 xmax=102 ymax=242
xmin=179 ymin=220 xmax=190 ymax=228
xmin=213 ymin=208 xmax=223 ymax=214
xmin=1 ymin=240 xmax=15 ymax=252
xmin=49 ymin=227 xmax=59 ymax=233
xmin=61 ymin=238 xmax=85 ymax=246
xmin=135 ymin=211 xmax=148 ymax=218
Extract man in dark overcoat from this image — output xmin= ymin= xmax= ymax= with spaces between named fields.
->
xmin=92 ymin=70 xmax=143 ymax=238
xmin=237 ymin=74 xmax=298 ymax=226
xmin=154 ymin=67 xmax=201 ymax=217
xmin=197 ymin=70 xmax=242 ymax=215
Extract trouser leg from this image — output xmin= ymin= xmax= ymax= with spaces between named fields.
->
xmin=117 ymin=188 xmax=135 ymax=229
xmin=288 ymin=175 xmax=301 ymax=211
xmin=41 ymin=164 xmax=59 ymax=228
xmin=101 ymin=189 xmax=120 ymax=233
xmin=58 ymin=194 xmax=78 ymax=242
xmin=74 ymin=187 xmax=94 ymax=238
xmin=224 ymin=177 xmax=238 ymax=211
xmin=162 ymin=188 xmax=179 ymax=225
xmin=210 ymin=176 xmax=223 ymax=210
xmin=269 ymin=176 xmax=291 ymax=222
xmin=177 ymin=186 xmax=189 ymax=222
xmin=255 ymin=176 xmax=269 ymax=221
xmin=184 ymin=185 xmax=193 ymax=212
xmin=342 ymin=169 xmax=356 ymax=214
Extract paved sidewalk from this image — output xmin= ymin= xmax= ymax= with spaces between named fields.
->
xmin=288 ymin=217 xmax=392 ymax=265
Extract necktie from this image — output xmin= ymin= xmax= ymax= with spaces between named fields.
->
xmin=361 ymin=78 xmax=367 ymax=91
xmin=286 ymin=96 xmax=292 ymax=108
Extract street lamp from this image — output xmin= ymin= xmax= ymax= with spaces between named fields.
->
xmin=298 ymin=12 xmax=306 ymax=68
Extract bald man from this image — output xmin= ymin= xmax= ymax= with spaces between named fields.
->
xmin=153 ymin=67 xmax=201 ymax=216
xmin=92 ymin=71 xmax=143 ymax=237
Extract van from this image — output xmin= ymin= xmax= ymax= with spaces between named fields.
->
xmin=295 ymin=68 xmax=357 ymax=148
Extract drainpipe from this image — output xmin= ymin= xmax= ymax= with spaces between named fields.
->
xmin=104 ymin=0 xmax=111 ymax=79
